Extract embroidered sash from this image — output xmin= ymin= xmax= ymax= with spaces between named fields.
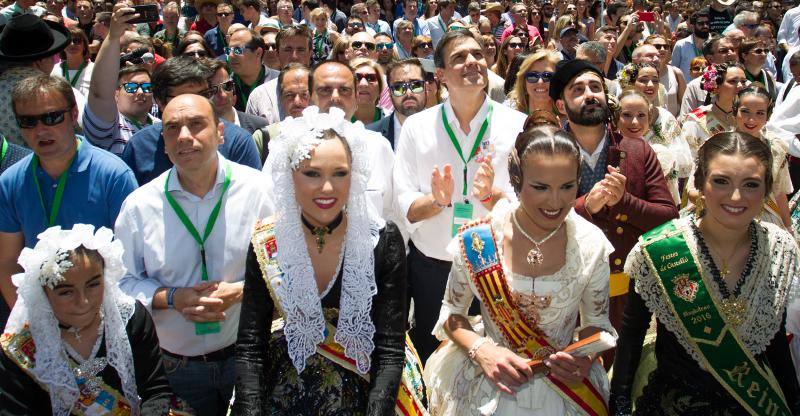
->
xmin=639 ymin=220 xmax=791 ymax=416
xmin=0 ymin=327 xmax=132 ymax=415
xmin=252 ymin=220 xmax=429 ymax=416
xmin=459 ymin=220 xmax=609 ymax=416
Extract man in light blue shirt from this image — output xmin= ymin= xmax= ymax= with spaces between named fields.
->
xmin=0 ymin=0 xmax=46 ymax=25
xmin=0 ymin=75 xmax=137 ymax=320
xmin=671 ymin=10 xmax=710 ymax=79
xmin=393 ymin=0 xmax=429 ymax=37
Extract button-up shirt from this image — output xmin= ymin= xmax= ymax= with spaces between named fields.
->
xmin=393 ymin=96 xmax=526 ymax=260
xmin=671 ymin=34 xmax=702 ymax=81
xmin=116 ymin=156 xmax=274 ymax=356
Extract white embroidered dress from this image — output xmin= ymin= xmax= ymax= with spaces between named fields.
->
xmin=423 ymin=201 xmax=618 ymax=416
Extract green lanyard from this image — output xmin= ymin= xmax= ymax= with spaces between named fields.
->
xmin=164 ymin=163 xmax=232 ymax=281
xmin=233 ymin=66 xmax=265 ymax=108
xmin=216 ymin=28 xmax=227 ymax=49
xmin=745 ymin=68 xmax=765 ymax=85
xmin=31 ymin=139 xmax=82 ymax=227
xmin=125 ymin=115 xmax=151 ymax=131
xmin=441 ymin=102 xmax=493 ymax=197
xmin=0 ymin=137 xmax=7 ymax=166
xmin=62 ymin=61 xmax=87 ymax=88
xmin=313 ymin=32 xmax=327 ymax=59
xmin=351 ymin=107 xmax=382 ymax=123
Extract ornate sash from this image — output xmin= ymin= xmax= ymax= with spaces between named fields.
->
xmin=0 ymin=327 xmax=132 ymax=415
xmin=639 ymin=220 xmax=791 ymax=416
xmin=459 ymin=220 xmax=608 ymax=416
xmin=252 ymin=220 xmax=429 ymax=416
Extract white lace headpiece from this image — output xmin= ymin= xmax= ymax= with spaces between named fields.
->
xmin=5 ymin=224 xmax=139 ymax=415
xmin=266 ymin=106 xmax=382 ymax=374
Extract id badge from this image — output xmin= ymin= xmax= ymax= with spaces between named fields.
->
xmin=451 ymin=201 xmax=474 ymax=236
xmin=195 ymin=321 xmax=221 ymax=335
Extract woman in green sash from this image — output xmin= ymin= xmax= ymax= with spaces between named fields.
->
xmin=0 ymin=225 xmax=185 ymax=415
xmin=424 ymin=125 xmax=618 ymax=416
xmin=610 ymin=132 xmax=800 ymax=415
xmin=233 ymin=107 xmax=409 ymax=415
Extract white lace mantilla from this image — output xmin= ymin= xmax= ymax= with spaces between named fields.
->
xmin=627 ymin=217 xmax=800 ymax=368
xmin=5 ymin=225 xmax=139 ymax=416
xmin=265 ymin=106 xmax=383 ymax=374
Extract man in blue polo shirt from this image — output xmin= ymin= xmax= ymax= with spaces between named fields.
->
xmin=122 ymin=55 xmax=262 ymax=185
xmin=0 ymin=74 xmax=137 ymax=320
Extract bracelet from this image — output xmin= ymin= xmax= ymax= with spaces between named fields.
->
xmin=166 ymin=287 xmax=178 ymax=309
xmin=479 ymin=192 xmax=493 ymax=204
xmin=433 ymin=199 xmax=451 ymax=209
xmin=467 ymin=337 xmax=491 ymax=362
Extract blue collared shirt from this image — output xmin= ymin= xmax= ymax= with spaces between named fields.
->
xmin=0 ymin=137 xmax=138 ymax=247
xmin=121 ymin=118 xmax=262 ymax=186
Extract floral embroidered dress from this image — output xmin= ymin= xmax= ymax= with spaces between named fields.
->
xmin=644 ymin=107 xmax=693 ymax=204
xmin=423 ymin=200 xmax=617 ymax=416
xmin=679 ymin=104 xmax=730 ymax=160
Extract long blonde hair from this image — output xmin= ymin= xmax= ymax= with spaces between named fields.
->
xmin=509 ymin=49 xmax=560 ymax=113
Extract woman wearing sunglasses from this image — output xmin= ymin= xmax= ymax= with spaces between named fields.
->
xmin=505 ymin=50 xmax=563 ymax=125
xmin=176 ymin=37 xmax=215 ymax=60
xmin=643 ymin=34 xmax=687 ymax=118
xmin=740 ymin=38 xmax=778 ymax=100
xmin=350 ymin=58 xmax=387 ymax=125
xmin=491 ymin=35 xmax=526 ymax=79
xmin=411 ymin=35 xmax=434 ymax=59
xmin=53 ymin=26 xmax=94 ymax=98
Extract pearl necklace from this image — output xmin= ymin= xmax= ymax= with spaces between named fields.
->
xmin=511 ymin=210 xmax=563 ymax=266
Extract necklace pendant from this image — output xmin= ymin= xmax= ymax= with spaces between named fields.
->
xmin=68 ymin=326 xmax=82 ymax=341
xmin=526 ymin=246 xmax=543 ymax=266
xmin=720 ymin=296 xmax=747 ymax=327
xmin=313 ymin=226 xmax=329 ymax=253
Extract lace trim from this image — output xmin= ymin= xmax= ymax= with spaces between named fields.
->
xmin=629 ymin=218 xmax=798 ymax=365
xmin=265 ymin=109 xmax=383 ymax=375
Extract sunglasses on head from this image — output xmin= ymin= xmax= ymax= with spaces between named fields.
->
xmin=16 ymin=107 xmax=73 ymax=129
xmin=356 ymin=72 xmax=379 ymax=83
xmin=376 ymin=42 xmax=394 ymax=50
xmin=217 ymin=12 xmax=232 ymax=17
xmin=390 ymin=80 xmax=425 ymax=96
xmin=185 ymin=50 xmax=209 ymax=58
xmin=121 ymin=82 xmax=153 ymax=94
xmin=351 ymin=40 xmax=376 ymax=50
xmin=525 ymin=71 xmax=553 ymax=83
xmin=224 ymin=46 xmax=249 ymax=55
xmin=210 ymin=79 xmax=235 ymax=95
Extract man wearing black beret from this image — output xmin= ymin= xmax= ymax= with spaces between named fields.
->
xmin=549 ymin=59 xmax=678 ymax=370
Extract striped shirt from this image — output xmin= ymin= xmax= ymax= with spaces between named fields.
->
xmin=83 ymin=104 xmax=159 ymax=156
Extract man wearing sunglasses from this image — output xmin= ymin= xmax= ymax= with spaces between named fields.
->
xmin=206 ymin=59 xmax=268 ymax=134
xmin=346 ymin=31 xmax=378 ymax=60
xmin=204 ymin=2 xmax=235 ymax=57
xmin=374 ymin=32 xmax=397 ymax=68
xmin=84 ymin=7 xmax=158 ymax=156
xmin=367 ymin=58 xmax=427 ymax=149
xmin=393 ymin=30 xmax=526 ymax=363
xmin=227 ymin=28 xmax=279 ymax=112
xmin=0 ymin=74 xmax=138 ymax=323
xmin=671 ymin=10 xmax=710 ymax=83
xmin=121 ymin=55 xmax=261 ymax=186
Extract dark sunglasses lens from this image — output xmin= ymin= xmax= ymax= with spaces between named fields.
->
xmin=122 ymin=83 xmax=137 ymax=93
xmin=390 ymin=85 xmax=406 ymax=96
xmin=217 ymin=12 xmax=230 ymax=16
xmin=42 ymin=111 xmax=66 ymax=126
xmin=16 ymin=116 xmax=37 ymax=128
xmin=140 ymin=83 xmax=152 ymax=93
xmin=265 ymin=43 xmax=277 ymax=50
xmin=222 ymin=80 xmax=235 ymax=91
xmin=409 ymin=80 xmax=425 ymax=93
xmin=71 ymin=37 xmax=82 ymax=45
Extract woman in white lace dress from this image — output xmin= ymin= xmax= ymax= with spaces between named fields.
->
xmin=424 ymin=125 xmax=617 ymax=416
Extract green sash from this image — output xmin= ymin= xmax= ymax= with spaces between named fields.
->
xmin=639 ymin=220 xmax=791 ymax=416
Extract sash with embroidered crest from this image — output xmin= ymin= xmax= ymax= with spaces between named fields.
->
xmin=0 ymin=327 xmax=132 ymax=415
xmin=639 ymin=220 xmax=791 ymax=416
xmin=459 ymin=219 xmax=609 ymax=416
xmin=251 ymin=220 xmax=429 ymax=416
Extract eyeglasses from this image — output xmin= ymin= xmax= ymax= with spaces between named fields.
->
xmin=184 ymin=50 xmax=209 ymax=58
xmin=376 ymin=42 xmax=394 ymax=50
xmin=264 ymin=42 xmax=277 ymax=51
xmin=224 ymin=46 xmax=250 ymax=55
xmin=210 ymin=79 xmax=235 ymax=95
xmin=750 ymin=48 xmax=768 ymax=54
xmin=70 ymin=37 xmax=82 ymax=45
xmin=390 ymin=80 xmax=425 ymax=96
xmin=16 ymin=107 xmax=73 ymax=129
xmin=356 ymin=72 xmax=379 ymax=83
xmin=351 ymin=40 xmax=376 ymax=50
xmin=716 ymin=47 xmax=736 ymax=54
xmin=217 ymin=12 xmax=232 ymax=17
xmin=690 ymin=66 xmax=704 ymax=71
xmin=651 ymin=43 xmax=668 ymax=50
xmin=508 ymin=42 xmax=525 ymax=49
xmin=525 ymin=71 xmax=554 ymax=83
xmin=348 ymin=22 xmax=364 ymax=28
xmin=120 ymin=82 xmax=153 ymax=94
xmin=416 ymin=41 xmax=433 ymax=49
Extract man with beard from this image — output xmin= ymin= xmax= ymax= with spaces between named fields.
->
xmin=679 ymin=34 xmax=739 ymax=115
xmin=375 ymin=32 xmax=397 ymax=70
xmin=549 ymin=59 xmax=677 ymax=366
xmin=367 ymin=58 xmax=426 ymax=149
xmin=393 ymin=30 xmax=526 ymax=363
xmin=672 ymin=9 xmax=710 ymax=79
xmin=204 ymin=2 xmax=235 ymax=57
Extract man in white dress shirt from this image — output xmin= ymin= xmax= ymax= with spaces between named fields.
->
xmin=115 ymin=94 xmax=274 ymax=416
xmin=393 ymin=30 xmax=526 ymax=363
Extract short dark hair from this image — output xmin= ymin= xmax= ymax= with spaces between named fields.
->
xmin=790 ymin=50 xmax=800 ymax=67
xmin=694 ymin=131 xmax=773 ymax=196
xmin=12 ymin=75 xmax=76 ymax=114
xmin=151 ymin=56 xmax=212 ymax=106
xmin=276 ymin=24 xmax=313 ymax=52
xmin=702 ymin=34 xmax=726 ymax=57
xmin=118 ymin=65 xmax=151 ymax=81
xmin=278 ymin=62 xmax=310 ymax=89
xmin=240 ymin=0 xmax=261 ymax=11
xmin=204 ymin=58 xmax=228 ymax=74
xmin=434 ymin=30 xmax=483 ymax=69
xmin=690 ymin=9 xmax=709 ymax=24
xmin=607 ymin=1 xmax=628 ymax=18
xmin=386 ymin=58 xmax=425 ymax=84
xmin=238 ymin=29 xmax=266 ymax=52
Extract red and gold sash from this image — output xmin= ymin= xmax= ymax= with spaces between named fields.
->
xmin=252 ymin=220 xmax=429 ymax=416
xmin=459 ymin=219 xmax=609 ymax=416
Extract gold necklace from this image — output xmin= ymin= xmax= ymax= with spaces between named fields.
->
xmin=511 ymin=210 xmax=563 ymax=266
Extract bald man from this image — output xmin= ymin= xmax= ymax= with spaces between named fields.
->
xmin=116 ymin=94 xmax=273 ymax=416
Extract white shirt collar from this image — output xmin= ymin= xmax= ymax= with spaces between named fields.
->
xmin=442 ymin=94 xmax=491 ymax=137
xmin=579 ymin=131 xmax=608 ymax=170
xmin=167 ymin=154 xmax=226 ymax=196
xmin=393 ymin=112 xmax=403 ymax=134
xmin=233 ymin=110 xmax=241 ymax=127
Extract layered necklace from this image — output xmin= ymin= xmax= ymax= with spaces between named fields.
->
xmin=302 ymin=212 xmax=344 ymax=253
xmin=511 ymin=209 xmax=563 ymax=266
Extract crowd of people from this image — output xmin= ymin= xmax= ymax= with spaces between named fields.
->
xmin=0 ymin=0 xmax=800 ymax=414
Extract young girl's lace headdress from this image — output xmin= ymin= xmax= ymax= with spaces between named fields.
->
xmin=266 ymin=106 xmax=383 ymax=374
xmin=5 ymin=225 xmax=139 ymax=415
